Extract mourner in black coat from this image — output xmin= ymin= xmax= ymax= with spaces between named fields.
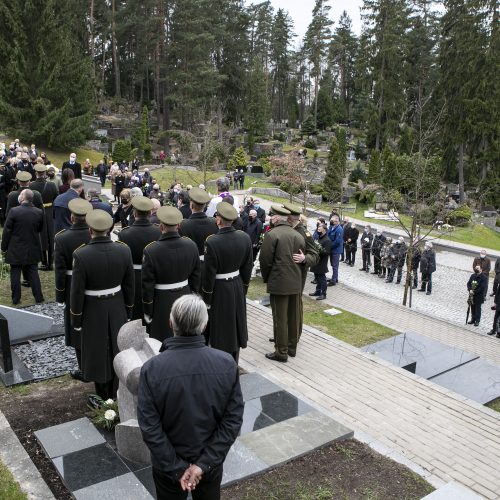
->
xmin=371 ymin=231 xmax=386 ymax=275
xmin=467 ymin=266 xmax=487 ymax=327
xmin=1 ymin=190 xmax=44 ymax=304
xmin=118 ymin=198 xmax=161 ymax=320
xmin=360 ymin=226 xmax=373 ymax=271
xmin=142 ymin=207 xmax=200 ymax=342
xmin=62 ymin=153 xmax=82 ymax=179
xmin=30 ymin=165 xmax=59 ymax=270
xmin=202 ymin=202 xmax=253 ymax=361
xmin=309 ymin=225 xmax=332 ymax=300
xmin=138 ymin=295 xmax=243 ymax=498
xmin=6 ymin=172 xmax=44 ymax=215
xmin=54 ymin=199 xmax=93 ymax=374
xmin=70 ymin=210 xmax=134 ymax=399
xmin=343 ymin=222 xmax=359 ymax=266
xmin=418 ymin=242 xmax=436 ymax=294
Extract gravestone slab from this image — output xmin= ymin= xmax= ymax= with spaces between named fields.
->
xmin=221 ymin=440 xmax=268 ymax=486
xmin=430 ymin=358 xmax=500 ymax=404
xmin=362 ymin=332 xmax=478 ymax=379
xmin=0 ymin=350 xmax=34 ymax=386
xmin=245 ymin=390 xmax=314 ymax=423
xmin=73 ymin=472 xmax=153 ymax=500
xmin=0 ymin=305 xmax=53 ymax=344
xmin=324 ymin=307 xmax=342 ymax=316
xmin=35 ymin=418 xmax=105 ymax=458
xmin=240 ymin=373 xmax=281 ymax=402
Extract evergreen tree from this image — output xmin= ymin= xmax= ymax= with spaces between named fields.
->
xmin=315 ymin=87 xmax=334 ymax=130
xmin=301 ymin=115 xmax=317 ymax=136
xmin=367 ymin=150 xmax=382 ymax=183
xmin=304 ymin=0 xmax=333 ymax=129
xmin=227 ymin=146 xmax=247 ymax=170
xmin=324 ymin=136 xmax=345 ymax=200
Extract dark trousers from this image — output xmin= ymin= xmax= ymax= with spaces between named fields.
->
xmin=10 ymin=264 xmax=43 ymax=304
xmin=420 ymin=272 xmax=432 ymax=293
xmin=373 ymin=252 xmax=381 ymax=273
xmin=493 ymin=274 xmax=500 ymax=294
xmin=471 ymin=300 xmax=483 ymax=323
xmin=100 ymin=175 xmax=106 ymax=187
xmin=345 ymin=247 xmax=356 ymax=265
xmin=329 ymin=253 xmax=340 ymax=283
xmin=314 ymin=273 xmax=327 ymax=296
xmin=153 ymin=465 xmax=223 ymax=500
xmin=492 ymin=308 xmax=500 ymax=334
xmin=94 ymin=376 xmax=118 ymax=400
xmin=362 ymin=249 xmax=371 ymax=270
xmin=388 ymin=265 xmax=403 ymax=283
xmin=270 ymin=294 xmax=300 ymax=357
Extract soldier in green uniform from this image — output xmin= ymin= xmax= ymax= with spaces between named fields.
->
xmin=118 ymin=197 xmax=161 ymax=320
xmin=54 ymin=198 xmax=93 ymax=380
xmin=142 ymin=206 xmax=200 ymax=342
xmin=283 ymin=203 xmax=319 ymax=341
xmin=259 ymin=205 xmax=305 ymax=362
xmin=30 ymin=164 xmax=59 ymax=270
xmin=70 ymin=210 xmax=135 ymax=400
xmin=178 ymin=187 xmax=218 ymax=290
xmin=202 ymin=202 xmax=253 ymax=362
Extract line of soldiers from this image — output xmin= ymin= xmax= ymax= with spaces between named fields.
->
xmin=55 ymin=187 xmax=255 ymax=400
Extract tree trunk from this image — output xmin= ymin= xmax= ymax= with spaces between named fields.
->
xmin=111 ymin=0 xmax=121 ymax=98
xmin=402 ymin=218 xmax=417 ymax=307
xmin=458 ymin=142 xmax=465 ymax=204
xmin=375 ymin=56 xmax=385 ymax=151
xmin=314 ymin=74 xmax=319 ymax=130
xmin=89 ymin=0 xmax=95 ymax=81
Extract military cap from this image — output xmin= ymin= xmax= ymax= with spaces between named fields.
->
xmin=34 ymin=164 xmax=48 ymax=172
xmin=131 ymin=196 xmax=153 ymax=212
xmin=269 ymin=204 xmax=291 ymax=216
xmin=157 ymin=206 xmax=183 ymax=226
xmin=68 ymin=198 xmax=93 ymax=216
xmin=189 ymin=187 xmax=211 ymax=204
xmin=216 ymin=201 xmax=237 ymax=221
xmin=86 ymin=209 xmax=113 ymax=232
xmin=16 ymin=171 xmax=32 ymax=182
xmin=282 ymin=202 xmax=302 ymax=215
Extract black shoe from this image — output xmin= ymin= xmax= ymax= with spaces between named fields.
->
xmin=350 ymin=263 xmax=354 ymax=267
xmin=385 ymin=279 xmax=392 ymax=283
xmin=36 ymin=297 xmax=45 ymax=304
xmin=487 ymin=330 xmax=497 ymax=335
xmin=371 ymin=272 xmax=378 ymax=274
xmin=327 ymin=281 xmax=336 ymax=287
xmin=474 ymin=322 xmax=479 ymax=327
xmin=418 ymin=289 xmax=425 ymax=292
xmin=87 ymin=395 xmax=102 ymax=409
xmin=21 ymin=280 xmax=30 ymax=287
xmin=496 ymin=334 xmax=500 ymax=338
xmin=38 ymin=264 xmax=49 ymax=271
xmin=309 ymin=292 xmax=320 ymax=296
xmin=467 ymin=320 xmax=475 ymax=325
xmin=316 ymin=295 xmax=326 ymax=300
xmin=70 ymin=370 xmax=87 ymax=382
xmin=490 ymin=292 xmax=495 ymax=297
xmin=426 ymin=291 xmax=431 ymax=295
xmin=359 ymin=268 xmax=366 ymax=271
xmin=268 ymin=337 xmax=275 ymax=342
xmin=12 ymin=300 xmax=20 ymax=306
xmin=288 ymin=351 xmax=296 ymax=358
xmin=311 ymin=280 xmax=317 ymax=284
xmin=396 ymin=280 xmax=401 ymax=284
xmin=412 ymin=285 xmax=417 ymax=289
xmin=265 ymin=352 xmax=287 ymax=363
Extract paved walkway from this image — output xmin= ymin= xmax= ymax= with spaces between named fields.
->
xmin=241 ymin=301 xmax=500 ymax=500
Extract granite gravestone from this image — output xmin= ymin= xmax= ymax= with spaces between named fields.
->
xmin=113 ymin=320 xmax=162 ymax=465
xmin=0 ymin=305 xmax=53 ymax=344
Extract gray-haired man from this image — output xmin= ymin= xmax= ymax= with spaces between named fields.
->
xmin=138 ymin=294 xmax=243 ymax=500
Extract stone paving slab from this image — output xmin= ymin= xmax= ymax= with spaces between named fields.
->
xmin=422 ymin=481 xmax=484 ymax=499
xmin=73 ymin=472 xmax=153 ymax=500
xmin=241 ymin=301 xmax=500 ymax=499
xmin=35 ymin=417 xmax=105 ymax=458
xmin=239 ymin=372 xmax=281 ymax=402
xmin=221 ymin=440 xmax=268 ymax=486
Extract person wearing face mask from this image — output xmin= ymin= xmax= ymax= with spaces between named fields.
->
xmin=327 ymin=215 xmax=344 ymax=286
xmin=359 ymin=225 xmax=373 ymax=272
xmin=343 ymin=220 xmax=359 ymax=267
xmin=17 ymin=152 xmax=35 ymax=180
xmin=371 ymin=230 xmax=386 ymax=275
xmin=309 ymin=224 xmax=331 ymax=300
xmin=113 ymin=189 xmax=134 ymax=228
xmin=472 ymin=250 xmax=491 ymax=298
xmin=245 ymin=209 xmax=263 ymax=262
xmin=418 ymin=242 xmax=436 ymax=295
xmin=467 ymin=265 xmax=488 ymax=326
xmin=62 ymin=153 xmax=82 ymax=179
xmin=386 ymin=236 xmax=407 ymax=284
xmin=252 ymin=199 xmax=266 ymax=224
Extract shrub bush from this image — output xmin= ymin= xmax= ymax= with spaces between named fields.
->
xmin=304 ymin=139 xmax=317 ymax=150
xmin=446 ymin=205 xmax=472 ymax=226
xmin=349 ymin=165 xmax=367 ymax=183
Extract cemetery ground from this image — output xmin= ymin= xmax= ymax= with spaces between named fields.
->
xmin=0 ymin=273 xmax=437 ymax=499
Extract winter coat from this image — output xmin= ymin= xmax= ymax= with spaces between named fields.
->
xmin=420 ymin=249 xmax=436 ymax=274
xmin=310 ymin=233 xmax=332 ymax=275
xmin=328 ymin=224 xmax=344 ymax=254
xmin=360 ymin=231 xmax=373 ymax=250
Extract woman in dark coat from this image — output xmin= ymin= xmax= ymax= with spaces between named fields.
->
xmin=309 ymin=224 xmax=332 ymax=300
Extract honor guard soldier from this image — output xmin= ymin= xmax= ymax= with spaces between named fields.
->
xmin=260 ymin=205 xmax=305 ymax=362
xmin=178 ymin=187 xmax=218 ymax=288
xmin=70 ymin=210 xmax=135 ymax=400
xmin=118 ymin=197 xmax=161 ymax=321
xmin=142 ymin=206 xmax=200 ymax=342
xmin=202 ymin=202 xmax=253 ymax=362
xmin=283 ymin=203 xmax=319 ymax=340
xmin=6 ymin=171 xmax=43 ymax=214
xmin=54 ymin=198 xmax=93 ymax=380
xmin=30 ymin=164 xmax=59 ymax=270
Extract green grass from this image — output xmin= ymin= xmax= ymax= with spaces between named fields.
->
xmin=486 ymin=398 xmax=500 ymax=413
xmin=0 ymin=460 xmax=27 ymax=500
xmin=148 ymin=166 xmax=221 ymax=190
xmin=248 ymin=278 xmax=395 ymax=347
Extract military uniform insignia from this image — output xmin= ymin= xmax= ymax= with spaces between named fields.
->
xmin=305 ymin=231 xmax=312 ymax=238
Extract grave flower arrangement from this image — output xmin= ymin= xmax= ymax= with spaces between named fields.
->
xmin=88 ymin=396 xmax=120 ymax=430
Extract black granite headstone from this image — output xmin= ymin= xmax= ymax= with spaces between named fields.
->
xmin=0 ymin=313 xmax=13 ymax=373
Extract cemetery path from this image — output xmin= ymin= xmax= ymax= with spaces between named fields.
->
xmin=242 ymin=301 xmax=500 ymax=500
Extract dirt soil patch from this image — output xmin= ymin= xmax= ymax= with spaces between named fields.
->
xmin=0 ymin=376 xmax=94 ymax=499
xmin=221 ymin=440 xmax=434 ymax=500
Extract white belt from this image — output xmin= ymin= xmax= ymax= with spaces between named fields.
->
xmin=199 ymin=255 xmax=205 ymax=261
xmin=84 ymin=285 xmax=121 ymax=296
xmin=66 ymin=270 xmax=73 ymax=276
xmin=133 ymin=264 xmax=142 ymax=270
xmin=154 ymin=280 xmax=188 ymax=290
xmin=216 ymin=270 xmax=239 ymax=280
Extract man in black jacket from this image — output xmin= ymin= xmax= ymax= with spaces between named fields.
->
xmin=343 ymin=222 xmax=359 ymax=266
xmin=245 ymin=209 xmax=262 ymax=262
xmin=488 ymin=280 xmax=500 ymax=337
xmin=418 ymin=242 xmax=436 ymax=295
xmin=6 ymin=171 xmax=44 ymax=214
xmin=467 ymin=265 xmax=488 ymax=327
xmin=359 ymin=225 xmax=373 ymax=272
xmin=138 ymin=294 xmax=243 ymax=499
xmin=371 ymin=230 xmax=385 ymax=275
xmin=62 ymin=153 xmax=82 ymax=179
xmin=54 ymin=198 xmax=93 ymax=378
xmin=118 ymin=197 xmax=161 ymax=321
xmin=1 ymin=189 xmax=44 ymax=304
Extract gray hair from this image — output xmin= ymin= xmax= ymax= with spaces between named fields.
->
xmin=170 ymin=295 xmax=208 ymax=337
xmin=20 ymin=189 xmax=34 ymax=203
xmin=70 ymin=179 xmax=84 ymax=191
xmin=216 ymin=176 xmax=229 ymax=192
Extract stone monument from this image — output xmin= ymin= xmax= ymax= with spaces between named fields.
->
xmin=113 ymin=320 xmax=162 ymax=465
